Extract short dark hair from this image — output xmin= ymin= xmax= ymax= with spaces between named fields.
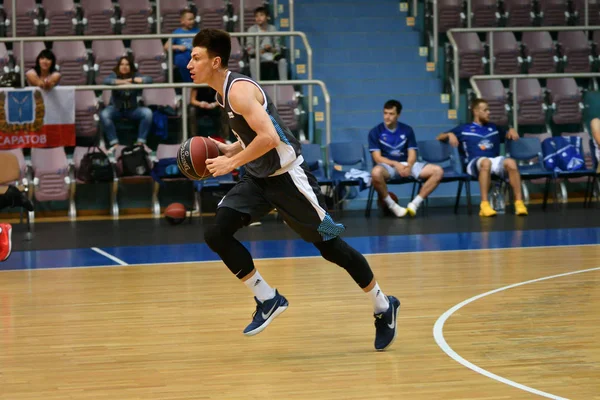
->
xmin=384 ymin=99 xmax=402 ymax=114
xmin=254 ymin=6 xmax=269 ymax=16
xmin=180 ymin=9 xmax=194 ymax=18
xmin=34 ymin=49 xmax=57 ymax=76
xmin=192 ymin=29 xmax=231 ymax=68
xmin=470 ymin=98 xmax=488 ymax=116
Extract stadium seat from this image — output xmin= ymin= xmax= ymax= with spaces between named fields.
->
xmin=3 ymin=0 xmax=40 ymax=37
xmin=53 ymin=41 xmax=90 ymax=85
xmin=142 ymin=88 xmax=178 ymax=109
xmin=113 ymin=144 xmax=156 ymax=216
xmin=572 ymin=0 xmax=600 ymax=25
xmin=118 ymin=0 xmax=153 ymax=35
xmin=327 ymin=142 xmax=370 ymax=214
xmin=232 ymin=0 xmax=265 ymax=31
xmin=512 ymin=78 xmax=547 ymax=127
xmin=490 ymin=31 xmax=522 ymax=74
xmin=557 ymin=31 xmax=592 ymax=73
xmin=539 ymin=0 xmax=568 ymax=26
xmin=471 ymin=0 xmax=499 ymax=27
xmin=557 ymin=132 xmax=597 ymax=207
xmin=503 ymin=0 xmax=533 ymax=27
xmin=263 ymin=85 xmax=299 ymax=131
xmin=72 ymin=146 xmax=118 ymax=216
xmin=92 ymin=39 xmax=127 ymax=84
xmin=437 ymin=0 xmax=465 ymax=33
xmin=80 ymin=0 xmax=116 ymax=35
xmin=476 ymin=79 xmax=509 ymax=127
xmin=152 ymin=144 xmax=195 ymax=216
xmin=12 ymin=41 xmax=45 ymax=72
xmin=31 ymin=147 xmax=75 ymax=218
xmin=302 ymin=143 xmax=333 ymax=188
xmin=130 ymin=39 xmax=167 ymax=83
xmin=454 ymin=32 xmax=485 ymax=78
xmin=228 ymin=37 xmax=244 ymax=73
xmin=74 ymin=90 xmax=99 ymax=144
xmin=43 ymin=0 xmax=78 ymax=36
xmin=546 ymin=78 xmax=583 ymax=125
xmin=0 ymin=43 xmax=9 ymax=72
xmin=522 ymin=31 xmax=557 ymax=73
xmin=193 ymin=0 xmax=226 ymax=30
xmin=159 ymin=0 xmax=191 ymax=34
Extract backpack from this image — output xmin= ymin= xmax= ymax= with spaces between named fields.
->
xmin=117 ymin=144 xmax=152 ymax=176
xmin=541 ymin=136 xmax=585 ymax=172
xmin=77 ymin=147 xmax=114 ymax=183
xmin=150 ymin=157 xmax=182 ymax=185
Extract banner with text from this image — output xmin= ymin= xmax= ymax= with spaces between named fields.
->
xmin=0 ymin=86 xmax=75 ymax=149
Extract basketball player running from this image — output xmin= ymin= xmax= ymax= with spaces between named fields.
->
xmin=187 ymin=29 xmax=400 ymax=351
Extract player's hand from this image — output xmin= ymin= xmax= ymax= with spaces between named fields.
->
xmin=395 ymin=164 xmax=411 ymax=178
xmin=198 ymin=101 xmax=210 ymax=109
xmin=447 ymin=133 xmax=459 ymax=148
xmin=506 ymin=129 xmax=519 ymax=141
xmin=206 ymin=155 xmax=235 ymax=177
xmin=208 ymin=137 xmax=234 ymax=158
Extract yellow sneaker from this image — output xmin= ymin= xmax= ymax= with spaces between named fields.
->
xmin=514 ymin=200 xmax=528 ymax=216
xmin=479 ymin=201 xmax=497 ymax=217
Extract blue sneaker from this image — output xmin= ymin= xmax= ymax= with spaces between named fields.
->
xmin=243 ymin=290 xmax=289 ymax=336
xmin=374 ymin=296 xmax=400 ymax=351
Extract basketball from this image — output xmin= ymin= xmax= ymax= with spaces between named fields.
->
xmin=164 ymin=202 xmax=187 ymax=225
xmin=177 ymin=137 xmax=220 ymax=180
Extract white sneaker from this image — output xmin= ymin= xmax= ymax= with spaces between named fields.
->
xmin=388 ymin=203 xmax=407 ymax=217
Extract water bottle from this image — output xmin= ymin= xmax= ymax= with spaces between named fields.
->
xmin=491 ymin=182 xmax=505 ymax=214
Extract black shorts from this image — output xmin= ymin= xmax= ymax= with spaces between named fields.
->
xmin=218 ymin=162 xmax=345 ymax=243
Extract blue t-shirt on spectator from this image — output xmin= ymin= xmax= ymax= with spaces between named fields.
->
xmin=368 ymin=122 xmax=417 ymax=163
xmin=172 ymin=27 xmax=200 ymax=52
xmin=448 ymin=122 xmax=507 ymax=163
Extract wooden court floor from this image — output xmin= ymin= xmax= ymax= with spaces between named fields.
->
xmin=1 ymin=245 xmax=599 ymax=399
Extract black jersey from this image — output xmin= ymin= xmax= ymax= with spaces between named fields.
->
xmin=215 ymin=71 xmax=302 ymax=178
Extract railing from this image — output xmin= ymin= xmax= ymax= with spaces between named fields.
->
xmin=74 ymin=80 xmax=331 ymax=145
xmin=447 ymin=25 xmax=600 ymax=110
xmin=469 ymin=72 xmax=600 ymax=132
xmin=427 ymin=0 xmax=596 ymax=65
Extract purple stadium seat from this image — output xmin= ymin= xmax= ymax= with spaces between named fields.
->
xmin=31 ymin=147 xmax=72 ymax=203
xmin=160 ymin=0 xmax=192 ymax=34
xmin=557 ymin=31 xmax=592 ymax=73
xmin=263 ymin=85 xmax=298 ymax=131
xmin=228 ymin=37 xmax=244 ymax=73
xmin=454 ymin=32 xmax=485 ymax=78
xmin=130 ymin=39 xmax=166 ymax=83
xmin=53 ymin=41 xmax=89 ymax=85
xmin=118 ymin=0 xmax=153 ymax=35
xmin=194 ymin=0 xmax=226 ymax=29
xmin=572 ymin=0 xmax=600 ymax=25
xmin=490 ymin=31 xmax=521 ymax=74
xmin=75 ymin=91 xmax=99 ymax=140
xmin=42 ymin=0 xmax=78 ymax=36
xmin=471 ymin=0 xmax=499 ymax=27
xmin=232 ymin=0 xmax=265 ymax=31
xmin=3 ymin=0 xmax=39 ymax=37
xmin=13 ymin=42 xmax=46 ymax=72
xmin=503 ymin=0 xmax=533 ymax=27
xmin=142 ymin=88 xmax=178 ymax=109
xmin=0 ymin=43 xmax=9 ymax=72
xmin=437 ymin=0 xmax=464 ymax=33
xmin=80 ymin=0 xmax=116 ymax=35
xmin=521 ymin=31 xmax=557 ymax=74
xmin=512 ymin=78 xmax=546 ymax=126
xmin=522 ymin=132 xmax=552 ymax=185
xmin=538 ymin=0 xmax=568 ymax=26
xmin=92 ymin=40 xmax=127 ymax=84
xmin=477 ymin=79 xmax=508 ymax=126
xmin=546 ymin=78 xmax=582 ymax=125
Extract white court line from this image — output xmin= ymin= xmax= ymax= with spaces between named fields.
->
xmin=90 ymin=247 xmax=128 ymax=266
xmin=433 ymin=266 xmax=600 ymax=400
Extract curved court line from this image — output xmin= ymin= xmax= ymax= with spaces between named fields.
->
xmin=434 ymin=266 xmax=600 ymax=400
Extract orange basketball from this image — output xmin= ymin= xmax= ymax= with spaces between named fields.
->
xmin=177 ymin=137 xmax=220 ymax=180
xmin=165 ymin=202 xmax=187 ymax=225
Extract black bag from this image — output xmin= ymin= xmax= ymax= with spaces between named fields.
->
xmin=118 ymin=144 xmax=152 ymax=176
xmin=77 ymin=147 xmax=114 ymax=183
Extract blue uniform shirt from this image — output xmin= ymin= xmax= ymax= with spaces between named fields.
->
xmin=448 ymin=122 xmax=507 ymax=163
xmin=368 ymin=122 xmax=417 ymax=163
xmin=172 ymin=27 xmax=200 ymax=52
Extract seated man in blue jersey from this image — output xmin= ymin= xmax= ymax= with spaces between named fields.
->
xmin=369 ymin=100 xmax=444 ymax=217
xmin=590 ymin=118 xmax=600 ymax=173
xmin=437 ymin=98 xmax=528 ymax=217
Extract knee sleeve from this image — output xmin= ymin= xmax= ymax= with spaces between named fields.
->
xmin=314 ymin=238 xmax=374 ymax=288
xmin=203 ymin=207 xmax=249 ymax=252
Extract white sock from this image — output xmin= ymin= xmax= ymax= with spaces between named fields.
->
xmin=244 ymin=270 xmax=276 ymax=302
xmin=383 ymin=195 xmax=396 ymax=208
xmin=410 ymin=195 xmax=424 ymax=208
xmin=368 ymin=283 xmax=390 ymax=314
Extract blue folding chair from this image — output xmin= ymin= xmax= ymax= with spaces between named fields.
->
xmin=327 ymin=142 xmax=370 ymax=214
xmin=302 ymin=143 xmax=334 ymax=188
xmin=506 ymin=137 xmax=554 ymax=210
xmin=418 ymin=140 xmax=473 ymax=214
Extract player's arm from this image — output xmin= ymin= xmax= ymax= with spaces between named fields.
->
xmin=210 ymin=138 xmax=243 ymax=158
xmin=437 ymin=130 xmax=460 ymax=147
xmin=25 ymin=70 xmax=44 ymax=88
xmin=371 ymin=150 xmax=399 ymax=168
xmin=506 ymin=127 xmax=519 ymax=141
xmin=226 ymin=81 xmax=280 ymax=169
xmin=592 ymin=118 xmax=600 ymax=144
xmin=406 ymin=149 xmax=417 ymax=168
